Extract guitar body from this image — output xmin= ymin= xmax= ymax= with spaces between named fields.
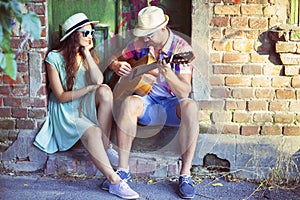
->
xmin=113 ymin=56 xmax=157 ymax=101
xmin=112 ymin=51 xmax=194 ymax=102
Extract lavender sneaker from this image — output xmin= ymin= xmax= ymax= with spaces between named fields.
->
xmin=102 ymin=169 xmax=131 ymax=191
xmin=109 ymin=180 xmax=139 ymax=199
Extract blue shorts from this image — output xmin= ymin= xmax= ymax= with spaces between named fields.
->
xmin=136 ymin=94 xmax=181 ymax=127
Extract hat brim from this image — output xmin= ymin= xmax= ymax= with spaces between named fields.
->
xmin=60 ymin=21 xmax=99 ymax=42
xmin=133 ymin=15 xmax=169 ymax=37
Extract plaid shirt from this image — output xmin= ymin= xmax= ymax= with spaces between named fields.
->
xmin=122 ymin=29 xmax=193 ymax=97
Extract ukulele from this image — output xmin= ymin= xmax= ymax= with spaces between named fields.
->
xmin=113 ymin=51 xmax=194 ymax=100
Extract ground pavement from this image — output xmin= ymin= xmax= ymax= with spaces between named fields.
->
xmin=1 ymin=172 xmax=300 ymax=200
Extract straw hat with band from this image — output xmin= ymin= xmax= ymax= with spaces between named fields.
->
xmin=133 ymin=6 xmax=169 ymax=37
xmin=60 ymin=13 xmax=99 ymax=42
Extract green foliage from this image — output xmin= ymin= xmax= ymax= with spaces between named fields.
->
xmin=0 ymin=0 xmax=41 ymax=80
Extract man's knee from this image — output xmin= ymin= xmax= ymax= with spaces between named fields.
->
xmin=180 ymin=99 xmax=198 ymax=113
xmin=121 ymin=96 xmax=144 ymax=115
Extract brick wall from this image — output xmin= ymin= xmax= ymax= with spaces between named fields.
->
xmin=0 ymin=0 xmax=48 ymax=152
xmin=197 ymin=0 xmax=300 ymax=135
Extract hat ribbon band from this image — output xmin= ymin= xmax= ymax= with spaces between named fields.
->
xmin=66 ymin=19 xmax=90 ymax=34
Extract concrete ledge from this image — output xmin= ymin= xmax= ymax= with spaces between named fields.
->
xmin=193 ymin=134 xmax=300 ymax=181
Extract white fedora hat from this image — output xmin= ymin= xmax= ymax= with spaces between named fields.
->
xmin=133 ymin=6 xmax=169 ymax=37
xmin=60 ymin=13 xmax=99 ymax=42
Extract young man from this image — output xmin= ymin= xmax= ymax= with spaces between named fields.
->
xmin=104 ymin=6 xmax=199 ymax=199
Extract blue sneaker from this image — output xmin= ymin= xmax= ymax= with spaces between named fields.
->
xmin=102 ymin=169 xmax=131 ymax=191
xmin=179 ymin=174 xmax=195 ymax=199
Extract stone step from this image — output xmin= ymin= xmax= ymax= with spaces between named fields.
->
xmin=44 ymin=126 xmax=182 ymax=178
xmin=45 ymin=149 xmax=181 ymax=178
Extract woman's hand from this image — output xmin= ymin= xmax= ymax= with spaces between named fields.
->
xmin=86 ymin=84 xmax=99 ymax=93
xmin=79 ymin=39 xmax=94 ymax=58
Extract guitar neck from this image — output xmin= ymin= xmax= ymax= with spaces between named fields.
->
xmin=130 ymin=62 xmax=158 ymax=80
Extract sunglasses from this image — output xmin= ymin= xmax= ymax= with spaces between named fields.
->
xmin=77 ymin=29 xmax=95 ymax=37
xmin=143 ymin=30 xmax=157 ymax=41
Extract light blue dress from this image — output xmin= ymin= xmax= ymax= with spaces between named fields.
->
xmin=34 ymin=51 xmax=98 ymax=153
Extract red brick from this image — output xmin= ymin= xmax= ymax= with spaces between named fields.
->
xmin=223 ymin=53 xmax=249 ymax=63
xmin=272 ymin=77 xmax=291 ymax=88
xmin=198 ymin=100 xmax=225 ymax=111
xmin=3 ymin=97 xmax=22 ymax=107
xmin=210 ymin=53 xmax=222 ymax=63
xmin=32 ymin=98 xmax=48 ymax=107
xmin=0 ymin=86 xmax=11 ymax=96
xmin=221 ymin=124 xmax=240 ymax=134
xmin=263 ymin=65 xmax=283 ymax=75
xmin=210 ymin=16 xmax=229 ymax=27
xmin=242 ymin=65 xmax=262 ymax=75
xmin=247 ymin=101 xmax=267 ymax=111
xmin=232 ymin=88 xmax=254 ymax=98
xmin=230 ymin=17 xmax=248 ymax=28
xmin=213 ymin=40 xmax=232 ymax=52
xmin=255 ymin=89 xmax=275 ymax=99
xmin=247 ymin=0 xmax=268 ymax=3
xmin=241 ymin=5 xmax=263 ymax=15
xmin=210 ymin=28 xmax=222 ymax=39
xmin=285 ymin=66 xmax=300 ymax=76
xmin=136 ymin=159 xmax=156 ymax=175
xmin=292 ymin=77 xmax=300 ymax=88
xmin=37 ymin=85 xmax=48 ymax=96
xmin=210 ymin=75 xmax=224 ymax=86
xmin=12 ymin=85 xmax=29 ymax=96
xmin=211 ymin=88 xmax=231 ymax=98
xmin=250 ymin=53 xmax=269 ymax=63
xmin=213 ymin=65 xmax=242 ymax=74
xmin=27 ymin=4 xmax=45 ymax=15
xmin=0 ymin=108 xmax=11 ymax=117
xmin=28 ymin=108 xmax=47 ymax=119
xmin=276 ymin=89 xmax=295 ymax=99
xmin=276 ymin=42 xmax=297 ymax=53
xmin=269 ymin=101 xmax=288 ymax=112
xmin=261 ymin=126 xmax=282 ymax=135
xmin=224 ymin=29 xmax=244 ymax=39
xmin=233 ymin=40 xmax=253 ymax=53
xmin=249 ymin=18 xmax=268 ymax=29
xmin=289 ymin=102 xmax=300 ymax=112
xmin=12 ymin=108 xmax=27 ymax=118
xmin=0 ymin=119 xmax=15 ymax=129
xmin=274 ymin=113 xmax=294 ymax=124
xmin=283 ymin=126 xmax=300 ymax=136
xmin=252 ymin=77 xmax=271 ymax=87
xmin=214 ymin=5 xmax=240 ymax=15
xmin=225 ymin=76 xmax=251 ymax=86
xmin=241 ymin=126 xmax=260 ymax=135
xmin=16 ymin=119 xmax=34 ymax=129
xmin=211 ymin=111 xmax=232 ymax=123
xmin=225 ymin=100 xmax=246 ymax=110
xmin=29 ymin=39 xmax=48 ymax=48
xmin=233 ymin=112 xmax=252 ymax=123
xmin=253 ymin=113 xmax=273 ymax=123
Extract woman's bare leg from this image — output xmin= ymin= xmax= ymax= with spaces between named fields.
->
xmin=95 ymin=84 xmax=113 ymax=149
xmin=81 ymin=126 xmax=120 ymax=184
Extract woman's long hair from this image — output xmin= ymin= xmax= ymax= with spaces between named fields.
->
xmin=47 ymin=26 xmax=100 ymax=91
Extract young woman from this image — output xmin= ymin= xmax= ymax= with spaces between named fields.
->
xmin=34 ymin=13 xmax=139 ymax=199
